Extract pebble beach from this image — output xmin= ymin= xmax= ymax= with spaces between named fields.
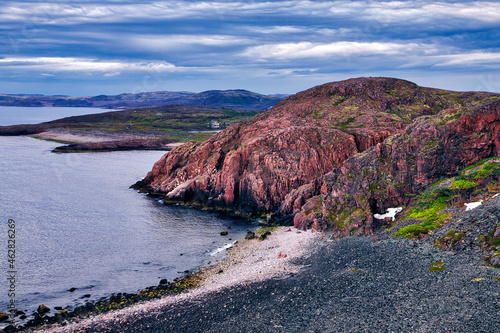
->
xmin=31 ymin=226 xmax=500 ymax=333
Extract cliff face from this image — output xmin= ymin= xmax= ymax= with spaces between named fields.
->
xmin=290 ymin=101 xmax=500 ymax=232
xmin=139 ymin=77 xmax=500 ymax=216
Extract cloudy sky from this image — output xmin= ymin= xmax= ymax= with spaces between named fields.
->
xmin=1 ymin=0 xmax=499 ymax=96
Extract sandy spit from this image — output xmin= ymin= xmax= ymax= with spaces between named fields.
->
xmin=33 ymin=129 xmax=165 ymax=144
xmin=35 ymin=227 xmax=323 ymax=333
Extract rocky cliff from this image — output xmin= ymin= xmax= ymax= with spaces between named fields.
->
xmin=290 ymin=100 xmax=500 ymax=233
xmin=137 ymin=77 xmax=500 ymax=220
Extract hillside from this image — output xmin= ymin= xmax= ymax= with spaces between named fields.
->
xmin=136 ymin=78 xmax=500 ymax=214
xmin=0 ymin=89 xmax=286 ymax=110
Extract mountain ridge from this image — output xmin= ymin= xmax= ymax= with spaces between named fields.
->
xmin=0 ymin=89 xmax=287 ymax=110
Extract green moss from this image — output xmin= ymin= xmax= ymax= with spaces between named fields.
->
xmin=429 ymin=261 xmax=445 ymax=272
xmin=255 ymin=225 xmax=279 ymax=235
xmin=312 ymin=109 xmax=325 ymax=119
xmin=330 ymin=96 xmax=349 ymax=106
xmin=435 ymin=229 xmax=466 ymax=250
xmin=471 ymin=162 xmax=500 ymax=180
xmin=336 ymin=116 xmax=357 ymax=128
xmin=470 ymin=132 xmax=488 ymax=139
xmin=394 ymin=192 xmax=451 ymax=238
xmin=326 ymin=204 xmax=366 ymax=231
xmin=395 ymin=223 xmax=435 ymax=238
xmin=485 ymin=224 xmax=500 ymax=247
xmin=424 ymin=138 xmax=439 ymax=150
xmin=437 ymin=110 xmax=463 ymax=125
xmin=449 ymin=179 xmax=479 ymax=190
xmin=462 ymin=157 xmax=500 ymax=175
xmin=407 ymin=196 xmax=449 ymax=223
xmin=429 ymin=266 xmax=445 ymax=272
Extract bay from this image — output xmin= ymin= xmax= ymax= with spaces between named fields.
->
xmin=0 ymin=111 xmax=255 ymax=324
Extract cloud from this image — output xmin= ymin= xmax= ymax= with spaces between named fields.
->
xmin=433 ymin=52 xmax=500 ymax=67
xmin=2 ymin=1 xmax=500 ymax=27
xmin=128 ymin=34 xmax=253 ymax=51
xmin=0 ymin=1 xmax=499 ymax=95
xmin=240 ymin=41 xmax=427 ymax=60
xmin=362 ymin=1 xmax=500 ymax=25
xmin=0 ymin=57 xmax=177 ymax=73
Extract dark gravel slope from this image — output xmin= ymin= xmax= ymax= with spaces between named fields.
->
xmin=66 ymin=237 xmax=500 ymax=333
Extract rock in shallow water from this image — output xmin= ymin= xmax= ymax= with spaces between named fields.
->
xmin=245 ymin=231 xmax=255 ymax=240
xmin=0 ymin=312 xmax=9 ymax=321
xmin=37 ymin=304 xmax=50 ymax=314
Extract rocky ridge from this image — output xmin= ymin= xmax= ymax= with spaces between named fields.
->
xmin=136 ymin=77 xmax=500 ymax=226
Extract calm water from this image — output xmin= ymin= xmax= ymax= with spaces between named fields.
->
xmin=0 ymin=106 xmax=119 ymax=126
xmin=0 ymin=111 xmax=255 ymax=324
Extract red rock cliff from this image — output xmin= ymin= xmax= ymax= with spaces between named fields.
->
xmin=291 ymin=100 xmax=500 ymax=232
xmin=138 ymin=77 xmax=500 ymax=216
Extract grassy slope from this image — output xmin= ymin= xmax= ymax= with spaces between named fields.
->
xmin=1 ymin=105 xmax=260 ymax=143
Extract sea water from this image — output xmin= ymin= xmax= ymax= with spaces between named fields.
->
xmin=0 ymin=111 xmax=255 ymax=325
xmin=0 ymin=106 xmax=121 ymax=126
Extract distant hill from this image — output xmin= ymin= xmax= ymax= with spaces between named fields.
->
xmin=0 ymin=89 xmax=288 ymax=110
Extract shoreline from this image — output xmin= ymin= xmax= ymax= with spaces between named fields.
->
xmin=26 ymin=227 xmax=323 ymax=332
xmin=32 ymin=129 xmax=166 ymax=144
xmin=27 ymin=229 xmax=500 ymax=332
xmin=31 ymin=129 xmax=183 ymax=153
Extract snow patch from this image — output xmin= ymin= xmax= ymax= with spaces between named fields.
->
xmin=374 ymin=207 xmax=403 ymax=221
xmin=464 ymin=200 xmax=483 ymax=211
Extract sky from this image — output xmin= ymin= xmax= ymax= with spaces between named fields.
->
xmin=0 ymin=0 xmax=499 ymax=96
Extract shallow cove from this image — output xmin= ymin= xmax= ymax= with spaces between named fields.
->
xmin=0 ymin=136 xmax=255 ymax=327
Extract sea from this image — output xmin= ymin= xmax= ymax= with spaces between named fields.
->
xmin=0 ymin=107 xmax=256 ymax=326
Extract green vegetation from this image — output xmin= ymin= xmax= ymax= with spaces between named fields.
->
xmin=255 ymin=225 xmax=279 ymax=235
xmin=424 ymin=138 xmax=439 ymax=150
xmin=336 ymin=116 xmax=357 ymax=128
xmin=460 ymin=157 xmax=500 ymax=178
xmin=394 ymin=196 xmax=450 ymax=238
xmin=484 ymin=224 xmax=500 ymax=251
xmin=470 ymin=161 xmax=500 ymax=180
xmin=393 ymin=157 xmax=500 ymax=239
xmin=449 ymin=180 xmax=478 ymax=190
xmin=434 ymin=229 xmax=467 ymax=250
xmin=429 ymin=261 xmax=445 ymax=272
xmin=29 ymin=105 xmax=259 ymax=144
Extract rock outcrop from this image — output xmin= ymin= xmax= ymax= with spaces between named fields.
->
xmin=291 ymin=100 xmax=500 ymax=233
xmin=138 ymin=77 xmax=500 ymax=218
